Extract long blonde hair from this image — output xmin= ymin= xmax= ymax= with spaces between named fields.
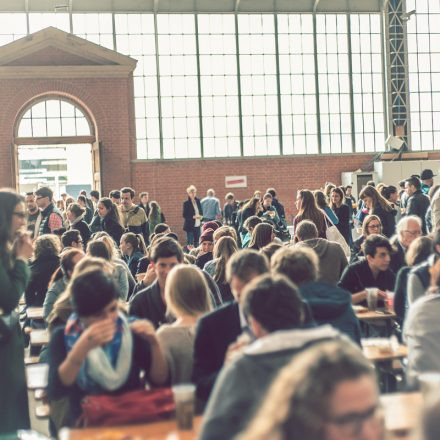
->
xmin=165 ymin=264 xmax=212 ymax=318
xmin=213 ymin=236 xmax=238 ymax=284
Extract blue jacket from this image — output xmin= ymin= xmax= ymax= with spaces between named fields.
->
xmin=300 ymin=281 xmax=361 ymax=345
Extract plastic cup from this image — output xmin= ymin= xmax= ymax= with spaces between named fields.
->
xmin=25 ymin=363 xmax=49 ymax=389
xmin=172 ymin=384 xmax=195 ymax=430
xmin=366 ymin=288 xmax=378 ymax=310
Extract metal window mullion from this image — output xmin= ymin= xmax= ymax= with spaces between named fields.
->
xmin=25 ymin=0 xmax=30 ymax=34
xmin=153 ymin=11 xmax=164 ymax=159
xmin=112 ymin=12 xmax=117 ymax=51
xmin=380 ymin=6 xmax=390 ymax=143
xmin=274 ymin=14 xmax=283 ymax=155
xmin=234 ymin=14 xmax=244 ymax=157
xmin=312 ymin=12 xmax=322 ymax=154
xmin=194 ymin=14 xmax=204 ymax=158
xmin=368 ymin=16 xmax=377 ymax=148
xmin=347 ymin=14 xmax=356 ymax=153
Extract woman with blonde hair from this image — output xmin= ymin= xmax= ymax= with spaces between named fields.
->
xmin=239 ymin=340 xmax=384 ymax=440
xmin=47 ymin=256 xmax=114 ymax=331
xmin=86 ymin=240 xmax=129 ymax=300
xmin=350 ymin=215 xmax=382 ymax=263
xmin=157 ymin=264 xmax=212 ymax=384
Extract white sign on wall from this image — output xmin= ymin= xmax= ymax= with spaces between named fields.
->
xmin=225 ymin=175 xmax=247 ymax=188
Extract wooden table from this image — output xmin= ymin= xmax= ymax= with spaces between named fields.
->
xmin=30 ymin=329 xmax=50 ymax=347
xmin=355 ymin=306 xmax=397 ymax=336
xmin=363 ymin=344 xmax=408 ymax=363
xmin=381 ymin=392 xmax=422 ymax=437
xmin=26 ymin=307 xmax=44 ymax=320
xmin=61 ymin=415 xmax=203 ymax=440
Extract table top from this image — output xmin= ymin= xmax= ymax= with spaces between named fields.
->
xmin=381 ymin=392 xmax=422 ymax=435
xmin=30 ymin=329 xmax=50 ymax=346
xmin=62 ymin=415 xmax=203 ymax=440
xmin=355 ymin=307 xmax=397 ymax=321
xmin=363 ymin=344 xmax=408 ymax=362
xmin=26 ymin=307 xmax=44 ymax=320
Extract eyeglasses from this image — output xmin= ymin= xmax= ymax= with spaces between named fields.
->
xmin=367 ymin=224 xmax=381 ymax=230
xmin=326 ymin=404 xmax=383 ymax=436
xmin=13 ymin=212 xmax=27 ymax=219
xmin=403 ymin=230 xmax=421 ymax=237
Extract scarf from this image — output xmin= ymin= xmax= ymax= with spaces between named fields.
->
xmin=64 ymin=312 xmax=133 ymax=393
xmin=70 ymin=212 xmax=86 ymax=227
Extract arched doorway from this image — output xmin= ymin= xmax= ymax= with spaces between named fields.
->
xmin=13 ymin=96 xmax=101 ymax=198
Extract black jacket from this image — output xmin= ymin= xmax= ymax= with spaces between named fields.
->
xmin=70 ymin=220 xmax=91 ymax=247
xmin=192 ymin=302 xmax=241 ymax=402
xmin=389 ymin=236 xmax=406 ymax=274
xmin=183 ymin=197 xmax=203 ymax=232
xmin=334 ymin=204 xmax=351 ymax=245
xmin=102 ymin=216 xmax=125 ymax=245
xmin=406 ymin=190 xmax=430 ymax=234
xmin=372 ymin=204 xmax=396 ymax=238
xmin=25 ymin=255 xmax=60 ymax=307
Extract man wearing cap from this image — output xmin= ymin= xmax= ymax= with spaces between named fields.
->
xmin=34 ymin=186 xmax=63 ymax=236
xmin=196 ymin=228 xmax=215 ymax=270
xmin=421 ymin=169 xmax=436 ymax=195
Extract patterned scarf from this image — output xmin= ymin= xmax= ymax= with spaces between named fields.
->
xmin=64 ymin=312 xmax=133 ymax=393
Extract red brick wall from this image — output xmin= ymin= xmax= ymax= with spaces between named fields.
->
xmin=131 ymin=154 xmax=375 ymax=241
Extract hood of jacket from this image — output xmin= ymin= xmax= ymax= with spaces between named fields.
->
xmin=300 ymin=281 xmax=353 ymax=320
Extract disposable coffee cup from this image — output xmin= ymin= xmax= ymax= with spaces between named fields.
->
xmin=25 ymin=363 xmax=49 ymax=389
xmin=366 ymin=288 xmax=378 ymax=310
xmin=419 ymin=373 xmax=440 ymax=401
xmin=172 ymin=384 xmax=195 ymax=430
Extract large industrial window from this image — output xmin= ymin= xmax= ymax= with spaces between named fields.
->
xmin=407 ymin=0 xmax=440 ymax=151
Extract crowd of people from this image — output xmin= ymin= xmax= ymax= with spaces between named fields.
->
xmin=2 ymin=169 xmax=440 ymax=438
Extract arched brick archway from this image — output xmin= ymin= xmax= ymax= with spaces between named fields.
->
xmin=0 ymin=27 xmax=137 ymax=194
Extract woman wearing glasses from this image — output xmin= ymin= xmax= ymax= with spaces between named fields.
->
xmin=239 ymin=340 xmax=384 ymax=440
xmin=0 ymin=189 xmax=34 ymax=433
xmin=359 ymin=186 xmax=396 ymax=238
xmin=350 ymin=215 xmax=382 ymax=264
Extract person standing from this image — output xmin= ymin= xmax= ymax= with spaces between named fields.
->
xmin=25 ymin=192 xmax=41 ymax=238
xmin=183 ymin=185 xmax=203 ymax=247
xmin=0 ymin=189 xmax=34 ymax=433
xmin=201 ymin=189 xmax=221 ymax=222
xmin=120 ymin=187 xmax=149 ymax=245
xmin=34 ymin=186 xmax=63 ymax=235
xmin=405 ymin=176 xmax=430 ymax=235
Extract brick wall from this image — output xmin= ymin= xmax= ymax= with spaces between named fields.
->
xmin=130 ymin=154 xmax=375 ymax=241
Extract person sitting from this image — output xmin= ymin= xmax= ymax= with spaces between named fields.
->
xmin=25 ymin=234 xmax=61 ymax=307
xmin=404 ymin=259 xmax=440 ymax=381
xmin=241 ymin=215 xmax=262 ymax=249
xmin=65 ymin=203 xmax=91 ymax=247
xmin=204 ymin=236 xmax=238 ymax=303
xmin=47 ymin=269 xmax=168 ymax=430
xmin=61 ymin=230 xmax=83 ymax=250
xmin=338 ymin=234 xmax=395 ymax=306
xmin=389 ymin=216 xmax=422 ymax=274
xmin=294 ymin=220 xmax=347 ymax=286
xmin=248 ymin=222 xmax=275 ymax=251
xmin=192 ymin=249 xmax=269 ymax=403
xmin=157 ymin=265 xmax=212 ymax=385
xmin=394 ymin=236 xmax=432 ymax=328
xmin=199 ymin=275 xmax=341 ymax=440
xmin=196 ymin=228 xmax=215 ymax=270
xmin=350 ymin=215 xmax=382 ymax=263
xmin=129 ymin=238 xmax=184 ymax=328
xmin=119 ymin=232 xmax=147 ymax=278
xmin=272 ymin=246 xmax=360 ymax=344
xmin=266 ymin=187 xmax=285 ymax=220
xmin=238 ymin=340 xmax=383 ymax=440
xmin=261 ymin=193 xmax=281 ymax=226
xmin=43 ymin=248 xmax=84 ymax=321
xmin=407 ymin=228 xmax=440 ymax=304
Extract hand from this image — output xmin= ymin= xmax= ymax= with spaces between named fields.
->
xmin=14 ymin=231 xmax=33 ymax=260
xmin=142 ymin=263 xmax=156 ymax=286
xmin=130 ymin=319 xmax=158 ymax=345
xmin=80 ymin=319 xmax=116 ymax=351
xmin=376 ymin=290 xmax=388 ymax=299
